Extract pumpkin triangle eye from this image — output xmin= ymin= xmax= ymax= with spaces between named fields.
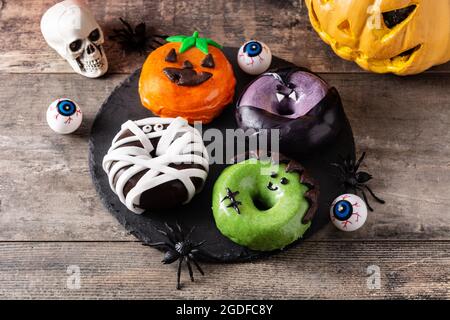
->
xmin=383 ymin=5 xmax=416 ymax=29
xmin=165 ymin=48 xmax=177 ymax=62
xmin=201 ymin=54 xmax=215 ymax=68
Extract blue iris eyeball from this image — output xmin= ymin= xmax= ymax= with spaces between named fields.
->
xmin=57 ymin=100 xmax=77 ymax=117
xmin=330 ymin=194 xmax=368 ymax=232
xmin=333 ymin=200 xmax=353 ymax=221
xmin=47 ymin=98 xmax=82 ymax=134
xmin=238 ymin=40 xmax=272 ymax=75
xmin=244 ymin=41 xmax=263 ymax=57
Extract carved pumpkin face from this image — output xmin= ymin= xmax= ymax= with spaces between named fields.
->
xmin=306 ymin=0 xmax=450 ymax=75
xmin=139 ymin=32 xmax=236 ymax=123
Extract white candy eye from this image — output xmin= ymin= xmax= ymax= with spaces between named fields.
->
xmin=154 ymin=123 xmax=164 ymax=131
xmin=142 ymin=125 xmax=152 ymax=133
xmin=330 ymin=194 xmax=368 ymax=232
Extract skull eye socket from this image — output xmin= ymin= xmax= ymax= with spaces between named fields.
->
xmin=383 ymin=5 xmax=417 ymax=29
xmin=88 ymin=29 xmax=101 ymax=42
xmin=69 ymin=39 xmax=83 ymax=52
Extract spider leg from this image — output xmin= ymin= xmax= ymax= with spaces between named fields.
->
xmin=154 ymin=34 xmax=168 ymax=39
xmin=185 ymin=226 xmax=196 ymax=241
xmin=186 ymin=258 xmax=195 ymax=282
xmin=156 ymin=228 xmax=176 ymax=245
xmin=119 ymin=18 xmax=134 ymax=34
xmin=143 ymin=241 xmax=175 ymax=251
xmin=355 ymin=152 xmax=367 ymax=171
xmin=192 ymin=240 xmax=206 ymax=249
xmin=152 ymin=39 xmax=165 ymax=46
xmin=164 ymin=222 xmax=175 ymax=234
xmin=356 ymin=186 xmax=374 ymax=211
xmin=331 ymin=163 xmax=346 ymax=177
xmin=175 ymin=222 xmax=184 ymax=241
xmin=364 ymin=185 xmax=386 ymax=204
xmin=176 ymin=257 xmax=184 ymax=290
xmin=163 ymin=223 xmax=180 ymax=243
xmin=188 ymin=254 xmax=205 ymax=276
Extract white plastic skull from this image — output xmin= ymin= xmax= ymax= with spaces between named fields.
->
xmin=41 ymin=0 xmax=108 ymax=78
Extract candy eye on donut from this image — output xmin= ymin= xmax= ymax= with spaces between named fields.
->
xmin=142 ymin=125 xmax=153 ymax=133
xmin=280 ymin=177 xmax=289 ymax=185
xmin=154 ymin=123 xmax=164 ymax=131
xmin=270 ymin=172 xmax=278 ymax=178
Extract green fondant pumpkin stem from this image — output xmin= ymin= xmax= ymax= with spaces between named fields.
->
xmin=166 ymin=31 xmax=222 ymax=54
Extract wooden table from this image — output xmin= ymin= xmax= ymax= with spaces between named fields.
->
xmin=0 ymin=0 xmax=449 ymax=299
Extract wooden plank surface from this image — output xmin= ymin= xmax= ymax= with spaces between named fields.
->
xmin=1 ymin=0 xmax=449 ymax=74
xmin=0 ymin=241 xmax=448 ymax=299
xmin=0 ymin=0 xmax=449 ymax=299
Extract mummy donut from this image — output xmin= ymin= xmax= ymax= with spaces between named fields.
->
xmin=102 ymin=117 xmax=209 ymax=213
xmin=46 ymin=98 xmax=82 ymax=134
xmin=330 ymin=194 xmax=368 ymax=232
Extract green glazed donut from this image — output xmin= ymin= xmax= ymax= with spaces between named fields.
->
xmin=212 ymin=154 xmax=319 ymax=251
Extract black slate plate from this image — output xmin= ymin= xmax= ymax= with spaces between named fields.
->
xmin=89 ymin=47 xmax=355 ymax=262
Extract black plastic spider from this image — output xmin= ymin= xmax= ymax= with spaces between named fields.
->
xmin=143 ymin=222 xmax=205 ymax=290
xmin=332 ymin=152 xmax=385 ymax=211
xmin=109 ymin=18 xmax=167 ymax=55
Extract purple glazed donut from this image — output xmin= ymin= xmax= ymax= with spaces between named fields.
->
xmin=235 ymin=67 xmax=345 ymax=155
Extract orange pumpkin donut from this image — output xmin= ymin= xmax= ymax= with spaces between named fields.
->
xmin=139 ymin=32 xmax=236 ymax=124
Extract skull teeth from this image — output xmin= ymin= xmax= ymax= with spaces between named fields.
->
xmin=81 ymin=58 xmax=104 ymax=71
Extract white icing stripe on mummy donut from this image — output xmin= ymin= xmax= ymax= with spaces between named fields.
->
xmin=102 ymin=117 xmax=209 ymax=214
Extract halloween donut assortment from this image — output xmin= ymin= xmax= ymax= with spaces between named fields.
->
xmin=40 ymin=0 xmax=392 ymax=289
xmin=103 ymin=32 xmax=383 ymax=245
xmin=102 ymin=31 xmax=385 ymax=253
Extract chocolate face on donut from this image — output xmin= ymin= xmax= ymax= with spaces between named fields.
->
xmin=102 ymin=117 xmax=209 ymax=213
xmin=139 ymin=32 xmax=236 ymax=124
xmin=236 ymin=67 xmax=345 ymax=155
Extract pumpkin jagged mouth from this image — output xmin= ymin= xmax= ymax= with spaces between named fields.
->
xmin=362 ymin=44 xmax=422 ymax=69
xmin=163 ymin=67 xmax=212 ymax=86
xmin=391 ymin=44 xmax=422 ymax=61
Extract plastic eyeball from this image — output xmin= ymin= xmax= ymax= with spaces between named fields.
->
xmin=330 ymin=194 xmax=368 ymax=232
xmin=237 ymin=40 xmax=272 ymax=75
xmin=46 ymin=98 xmax=82 ymax=134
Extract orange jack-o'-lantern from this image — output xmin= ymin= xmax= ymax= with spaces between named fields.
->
xmin=139 ymin=32 xmax=236 ymax=123
xmin=306 ymin=0 xmax=450 ymax=75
